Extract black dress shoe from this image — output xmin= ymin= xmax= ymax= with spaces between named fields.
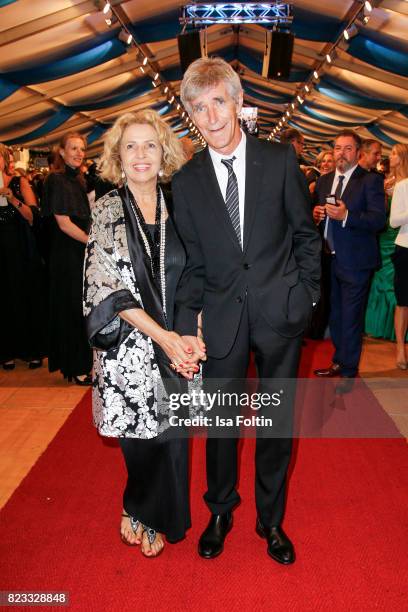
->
xmin=28 ymin=359 xmax=43 ymax=370
xmin=256 ymin=519 xmax=295 ymax=565
xmin=198 ymin=512 xmax=233 ymax=559
xmin=335 ymin=377 xmax=355 ymax=395
xmin=2 ymin=360 xmax=15 ymax=371
xmin=314 ymin=363 xmax=341 ymax=377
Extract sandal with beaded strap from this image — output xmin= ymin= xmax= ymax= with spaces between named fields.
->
xmin=141 ymin=525 xmax=164 ymax=558
xmin=121 ymin=513 xmax=142 ymax=545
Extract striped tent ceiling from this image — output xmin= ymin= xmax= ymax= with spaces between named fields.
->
xmin=1 ymin=0 xmax=407 ymax=157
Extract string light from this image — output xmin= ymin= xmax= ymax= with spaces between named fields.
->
xmin=103 ymin=2 xmax=111 ymax=15
xmin=343 ymin=24 xmax=358 ymax=40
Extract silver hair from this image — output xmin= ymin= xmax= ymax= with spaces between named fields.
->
xmin=180 ymin=57 xmax=243 ymax=114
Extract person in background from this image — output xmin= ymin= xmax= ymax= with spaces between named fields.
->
xmin=364 ymin=146 xmax=400 ymax=342
xmin=42 ymin=132 xmax=92 ymax=385
xmin=309 ymin=149 xmax=335 ymax=196
xmin=280 ymin=128 xmax=305 ymax=162
xmin=378 ymin=157 xmax=390 ymax=178
xmin=359 ymin=139 xmax=382 ymax=172
xmin=389 ymin=144 xmax=408 ymax=369
xmin=313 ymin=130 xmax=386 ymax=393
xmin=0 ymin=143 xmax=46 ymax=370
xmin=307 ymin=148 xmax=335 ymax=339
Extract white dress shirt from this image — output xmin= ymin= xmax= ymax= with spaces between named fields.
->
xmin=324 ymin=163 xmax=358 ymax=242
xmin=208 ymin=130 xmax=246 ymax=245
xmin=390 ymin=177 xmax=408 ymax=247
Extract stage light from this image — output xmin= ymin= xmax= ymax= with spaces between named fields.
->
xmin=343 ymin=24 xmax=358 ymax=40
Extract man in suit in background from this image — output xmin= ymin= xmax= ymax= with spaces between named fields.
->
xmin=172 ymin=57 xmax=321 ymax=563
xmin=359 ymin=139 xmax=382 ymax=172
xmin=313 ymin=130 xmax=385 ymax=392
xmin=280 ymin=127 xmax=305 ymax=163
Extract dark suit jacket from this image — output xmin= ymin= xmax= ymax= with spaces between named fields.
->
xmin=172 ymin=135 xmax=321 ymax=359
xmin=314 ymin=166 xmax=386 ymax=270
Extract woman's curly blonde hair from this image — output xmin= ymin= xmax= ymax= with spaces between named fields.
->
xmin=0 ymin=143 xmax=11 ymax=175
xmin=98 ymin=109 xmax=186 ymax=185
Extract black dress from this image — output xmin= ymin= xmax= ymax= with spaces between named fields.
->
xmin=119 ymin=217 xmax=190 ymax=541
xmin=42 ymin=167 xmax=92 ymax=378
xmin=0 ymin=177 xmax=47 ymax=363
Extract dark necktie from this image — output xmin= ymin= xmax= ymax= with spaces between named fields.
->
xmin=221 ymin=157 xmax=241 ymax=247
xmin=326 ymin=174 xmax=345 ymax=252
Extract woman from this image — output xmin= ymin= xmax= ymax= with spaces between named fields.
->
xmin=309 ymin=149 xmax=334 ymax=196
xmin=83 ymin=110 xmax=201 ymax=557
xmin=364 ymin=156 xmax=398 ymax=341
xmin=42 ymin=132 xmax=92 ymax=384
xmin=0 ymin=144 xmax=46 ymax=369
xmin=389 ymin=144 xmax=408 ymax=369
xmin=308 ymin=149 xmax=335 ymax=339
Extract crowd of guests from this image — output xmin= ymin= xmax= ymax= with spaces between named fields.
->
xmin=280 ymin=127 xmax=408 ymax=371
xmin=1 ymin=122 xmax=406 ymax=381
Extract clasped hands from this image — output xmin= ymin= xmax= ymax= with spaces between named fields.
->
xmin=162 ymin=331 xmax=206 ymax=380
xmin=313 ymin=200 xmax=347 ymax=224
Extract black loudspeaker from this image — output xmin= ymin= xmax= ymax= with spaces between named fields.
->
xmin=262 ymin=30 xmax=294 ymax=79
xmin=177 ymin=30 xmax=205 ymax=73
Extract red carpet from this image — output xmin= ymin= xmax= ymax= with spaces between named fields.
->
xmin=1 ymin=341 xmax=407 ymax=611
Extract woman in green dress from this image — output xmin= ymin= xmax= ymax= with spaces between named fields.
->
xmin=364 ymin=180 xmax=398 ymax=340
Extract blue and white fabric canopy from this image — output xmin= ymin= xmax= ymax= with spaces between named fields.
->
xmin=0 ymin=0 xmax=407 ymax=157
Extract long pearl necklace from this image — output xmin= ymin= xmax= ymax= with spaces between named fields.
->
xmin=127 ymin=185 xmax=167 ymax=322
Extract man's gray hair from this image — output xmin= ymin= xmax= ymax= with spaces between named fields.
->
xmin=180 ymin=57 xmax=243 ymax=114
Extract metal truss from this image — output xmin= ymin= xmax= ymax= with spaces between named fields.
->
xmin=180 ymin=3 xmax=293 ymax=25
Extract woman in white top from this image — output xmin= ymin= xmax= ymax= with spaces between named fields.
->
xmin=389 ymin=143 xmax=408 ymax=369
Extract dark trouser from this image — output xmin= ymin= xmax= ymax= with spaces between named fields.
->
xmin=329 ymin=258 xmax=372 ymax=377
xmin=119 ymin=435 xmax=191 ymax=542
xmin=203 ymin=291 xmax=302 ymax=528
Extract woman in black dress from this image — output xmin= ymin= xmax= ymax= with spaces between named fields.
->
xmin=83 ymin=110 xmax=203 ymax=557
xmin=42 ymin=133 xmax=92 ymax=384
xmin=389 ymin=143 xmax=408 ymax=369
xmin=0 ymin=144 xmax=46 ymax=369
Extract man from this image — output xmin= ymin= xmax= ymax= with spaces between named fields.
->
xmin=280 ymin=128 xmax=305 ymax=161
xmin=313 ymin=130 xmax=385 ymax=392
xmin=172 ymin=58 xmax=321 ymax=563
xmin=359 ymin=139 xmax=382 ymax=172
